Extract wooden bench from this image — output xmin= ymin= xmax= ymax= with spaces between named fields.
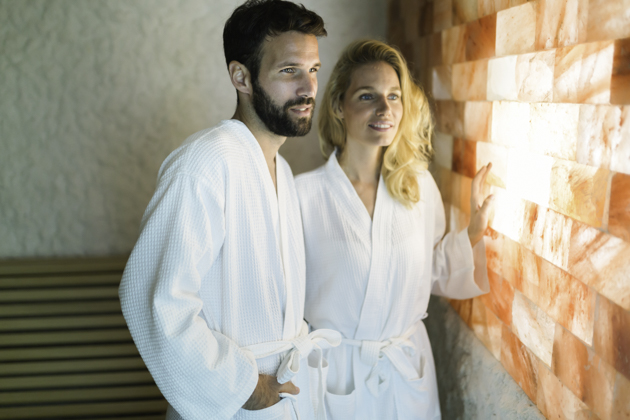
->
xmin=0 ymin=257 xmax=167 ymax=419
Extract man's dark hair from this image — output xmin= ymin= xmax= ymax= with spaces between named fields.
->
xmin=223 ymin=0 xmax=327 ymax=82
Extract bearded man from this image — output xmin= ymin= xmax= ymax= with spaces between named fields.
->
xmin=119 ymin=1 xmax=340 ymax=419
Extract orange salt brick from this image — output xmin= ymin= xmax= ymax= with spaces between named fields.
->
xmin=586 ymin=0 xmax=630 ymax=43
xmin=432 ymin=66 xmax=452 ymax=100
xmin=476 ymin=141 xmax=508 ymax=188
xmin=539 ymin=259 xmax=595 ymax=345
xmin=520 ymin=201 xmax=547 ymax=257
xmin=515 ymin=50 xmax=555 ymax=102
xmin=419 ymin=1 xmax=434 ymax=37
xmin=438 ymin=166 xmax=453 ymax=204
xmin=552 ymin=324 xmax=616 ymax=420
xmin=402 ymin=0 xmax=422 ymax=43
xmin=477 ymin=0 xmax=510 ymax=18
xmin=511 ymin=290 xmax=555 ymax=366
xmin=529 ymin=103 xmax=580 ymax=161
xmin=577 ymin=105 xmax=630 ymax=174
xmin=452 ymin=138 xmax=477 ymax=178
xmin=434 ymin=0 xmax=453 ymax=32
xmin=449 ymin=204 xmax=471 ymax=232
xmin=460 ymin=173 xmax=472 ymax=215
xmin=429 ymin=32 xmax=443 ymax=67
xmin=471 ymin=297 xmax=503 ymax=359
xmin=612 ymin=372 xmax=630 ymax=420
xmin=516 ymin=245 xmax=543 ymax=305
xmin=434 ymin=100 xmax=465 ymax=136
xmin=433 ymin=131 xmax=454 ymax=170
xmin=466 ymin=13 xmax=496 ymax=61
xmin=451 ymin=170 xmax=463 ymax=210
xmin=535 ymin=0 xmax=588 ymax=50
xmin=496 ymin=1 xmax=537 ymax=56
xmin=594 ymin=295 xmax=630 ymax=382
xmin=501 ymin=324 xmax=540 ymax=402
xmin=449 ymin=297 xmax=474 ymax=326
xmin=452 ymin=59 xmax=488 ymax=101
xmin=442 ymin=24 xmax=467 ymax=65
xmin=609 ymin=173 xmax=630 ymax=241
xmin=611 ymin=38 xmax=630 ymax=105
xmin=553 ymin=41 xmax=615 ymax=104
xmin=482 ymin=270 xmax=514 ymax=326
xmin=453 ymin=0 xmax=479 ymax=25
xmin=464 ymin=101 xmax=492 ymax=142
xmin=541 ymin=208 xmax=573 ymax=271
xmin=549 ymin=159 xmax=609 ymax=227
xmin=537 ymin=361 xmax=601 ymax=420
xmin=485 ymin=228 xmax=504 ymax=277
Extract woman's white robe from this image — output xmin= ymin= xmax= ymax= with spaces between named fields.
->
xmin=295 ymin=154 xmax=489 ymax=420
xmin=119 ymin=120 xmax=320 ymax=420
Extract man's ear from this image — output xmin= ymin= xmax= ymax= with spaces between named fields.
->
xmin=228 ymin=61 xmax=252 ymax=97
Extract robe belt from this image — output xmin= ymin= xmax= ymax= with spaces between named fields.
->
xmin=341 ymin=313 xmax=428 ymax=397
xmin=243 ymin=321 xmax=342 ymax=420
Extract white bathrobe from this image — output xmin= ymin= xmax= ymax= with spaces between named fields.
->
xmin=119 ymin=120 xmax=338 ymax=420
xmin=295 ymin=153 xmax=489 ymax=420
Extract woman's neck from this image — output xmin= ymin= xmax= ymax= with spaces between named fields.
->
xmin=338 ymin=141 xmax=383 ymax=185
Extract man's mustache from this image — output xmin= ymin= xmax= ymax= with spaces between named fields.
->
xmin=284 ymin=97 xmax=316 ymax=109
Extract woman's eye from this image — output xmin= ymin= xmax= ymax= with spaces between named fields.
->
xmin=359 ymin=94 xmax=373 ymax=100
xmin=388 ymin=94 xmax=399 ymax=100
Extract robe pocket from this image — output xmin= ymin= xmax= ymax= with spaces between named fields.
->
xmin=325 ymin=389 xmax=356 ymax=419
xmin=233 ymin=397 xmax=292 ymax=420
xmin=397 ymin=354 xmax=432 ymax=417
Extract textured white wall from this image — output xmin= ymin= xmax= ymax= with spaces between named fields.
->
xmin=0 ymin=0 xmax=387 ymax=257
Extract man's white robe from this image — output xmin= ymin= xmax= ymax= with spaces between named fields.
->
xmin=295 ymin=154 xmax=489 ymax=420
xmin=120 ymin=120 xmax=315 ymax=420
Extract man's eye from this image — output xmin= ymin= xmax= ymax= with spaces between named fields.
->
xmin=309 ymin=67 xmax=319 ymax=73
xmin=281 ymin=68 xmax=296 ymax=74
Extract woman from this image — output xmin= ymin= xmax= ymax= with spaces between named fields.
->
xmin=295 ymin=40 xmax=493 ymax=419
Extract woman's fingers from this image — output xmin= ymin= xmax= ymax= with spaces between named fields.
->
xmin=471 ymin=163 xmax=492 ymax=209
xmin=479 ymin=193 xmax=494 ymax=218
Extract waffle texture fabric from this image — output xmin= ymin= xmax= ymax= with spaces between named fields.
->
xmin=119 ymin=120 xmax=308 ymax=420
xmin=295 ymin=153 xmax=490 ymax=420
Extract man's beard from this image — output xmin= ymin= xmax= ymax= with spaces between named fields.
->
xmin=251 ymin=79 xmax=315 ymax=137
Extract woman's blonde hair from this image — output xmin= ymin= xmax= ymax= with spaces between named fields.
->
xmin=318 ymin=39 xmax=434 ymax=207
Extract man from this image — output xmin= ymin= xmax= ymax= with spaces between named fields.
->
xmin=119 ymin=1 xmax=339 ymax=419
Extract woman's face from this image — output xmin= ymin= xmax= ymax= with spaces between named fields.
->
xmin=339 ymin=61 xmax=403 ymax=150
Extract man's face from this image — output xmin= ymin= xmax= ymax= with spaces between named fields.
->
xmin=252 ymin=31 xmax=320 ymax=137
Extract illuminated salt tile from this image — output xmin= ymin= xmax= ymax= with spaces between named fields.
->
xmin=449 ymin=298 xmax=474 ymax=326
xmin=528 ymin=103 xmax=579 ymax=161
xmin=476 ymin=141 xmax=508 ymax=188
xmin=593 ymin=295 xmax=630 ymax=381
xmin=485 ymin=228 xmax=504 ymax=277
xmin=511 ymin=291 xmax=555 ymax=367
xmin=433 ymin=131 xmax=454 ymax=170
xmin=434 ymin=0 xmax=453 ymax=32
xmin=496 ymin=1 xmax=537 ymax=56
xmin=515 ymin=50 xmax=555 ymax=102
xmin=482 ymin=270 xmax=515 ymax=326
xmin=429 ymin=32 xmax=443 ymax=67
xmin=548 ymin=159 xmax=608 ymax=227
xmin=490 ymin=101 xmax=530 ymax=147
xmin=520 ymin=201 xmax=547 ymax=257
xmin=442 ymin=25 xmax=467 ymax=65
xmin=518 ymin=247 xmax=543 ymax=305
xmin=609 ymin=106 xmax=630 ymax=176
xmin=464 ymin=101 xmax=492 ymax=142
xmin=612 ymin=373 xmax=630 ymax=420
xmin=452 ymin=138 xmax=477 ymax=178
xmin=537 ymin=362 xmax=600 ymax=420
xmin=506 ymin=148 xmax=553 ymax=207
xmin=609 ymin=173 xmax=630 ymax=242
xmin=489 ymin=188 xmax=527 ymax=242
xmin=466 ymin=13 xmax=496 ymax=61
xmin=586 ymin=0 xmax=630 ymax=43
xmin=541 ymin=208 xmax=572 ymax=270
xmin=453 ymin=0 xmax=479 ymax=24
xmin=567 ymin=221 xmax=630 ymax=311
xmin=460 ymin=174 xmax=473 ymax=215
xmin=452 ymin=59 xmax=488 ymax=101
xmin=539 ymin=260 xmax=595 ymax=345
xmin=535 ymin=0 xmax=588 ymax=50
xmin=501 ymin=324 xmax=540 ymax=401
xmin=552 ymin=324 xmax=616 ymax=420
xmin=471 ymin=297 xmax=503 ymax=360
xmin=487 ymin=55 xmax=519 ymax=101
xmin=435 ymin=100 xmax=465 ymax=137
xmin=611 ymin=38 xmax=630 ymax=105
xmin=554 ymin=41 xmax=615 ymax=104
xmin=432 ymin=66 xmax=453 ymax=100
xmin=434 ymin=166 xmax=453 ymax=204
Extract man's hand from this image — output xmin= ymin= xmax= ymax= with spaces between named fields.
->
xmin=242 ymin=374 xmax=300 ymax=410
xmin=467 ymin=163 xmax=494 ymax=247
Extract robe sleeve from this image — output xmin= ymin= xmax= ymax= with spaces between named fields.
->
xmin=119 ymin=172 xmax=258 ymax=420
xmin=428 ymin=176 xmax=490 ymax=299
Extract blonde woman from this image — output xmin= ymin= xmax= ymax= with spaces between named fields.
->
xmin=295 ymin=39 xmax=493 ymax=419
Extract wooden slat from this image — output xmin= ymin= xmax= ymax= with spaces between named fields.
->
xmin=0 ymin=273 xmax=122 ymax=289
xmin=0 ymin=286 xmax=119 ymax=302
xmin=0 ymin=314 xmax=126 ymax=332
xmin=0 ymin=385 xmax=162 ymax=405
xmin=0 ymin=357 xmax=145 ymax=376
xmin=0 ymin=256 xmax=129 ymax=276
xmin=0 ymin=300 xmax=121 ymax=317
xmin=0 ymin=328 xmax=132 ymax=347
xmin=0 ymin=370 xmax=155 ymax=390
xmin=0 ymin=399 xmax=166 ymax=418
xmin=0 ymin=344 xmax=139 ymax=362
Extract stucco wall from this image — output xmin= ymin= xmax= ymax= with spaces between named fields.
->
xmin=0 ymin=0 xmax=387 ymax=257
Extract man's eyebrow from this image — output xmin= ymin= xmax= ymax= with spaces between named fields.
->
xmin=276 ymin=61 xmax=322 ymax=68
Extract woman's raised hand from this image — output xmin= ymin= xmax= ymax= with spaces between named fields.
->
xmin=467 ymin=163 xmax=494 ymax=247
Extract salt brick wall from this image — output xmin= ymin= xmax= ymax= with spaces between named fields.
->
xmin=388 ymin=0 xmax=630 ymax=418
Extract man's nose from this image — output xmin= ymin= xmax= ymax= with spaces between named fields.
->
xmin=297 ymin=72 xmax=317 ymax=98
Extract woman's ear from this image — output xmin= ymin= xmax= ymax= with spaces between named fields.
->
xmin=228 ymin=61 xmax=252 ymax=97
xmin=334 ymin=100 xmax=344 ymax=120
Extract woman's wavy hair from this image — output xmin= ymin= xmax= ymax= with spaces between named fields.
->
xmin=318 ymin=39 xmax=434 ymax=207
